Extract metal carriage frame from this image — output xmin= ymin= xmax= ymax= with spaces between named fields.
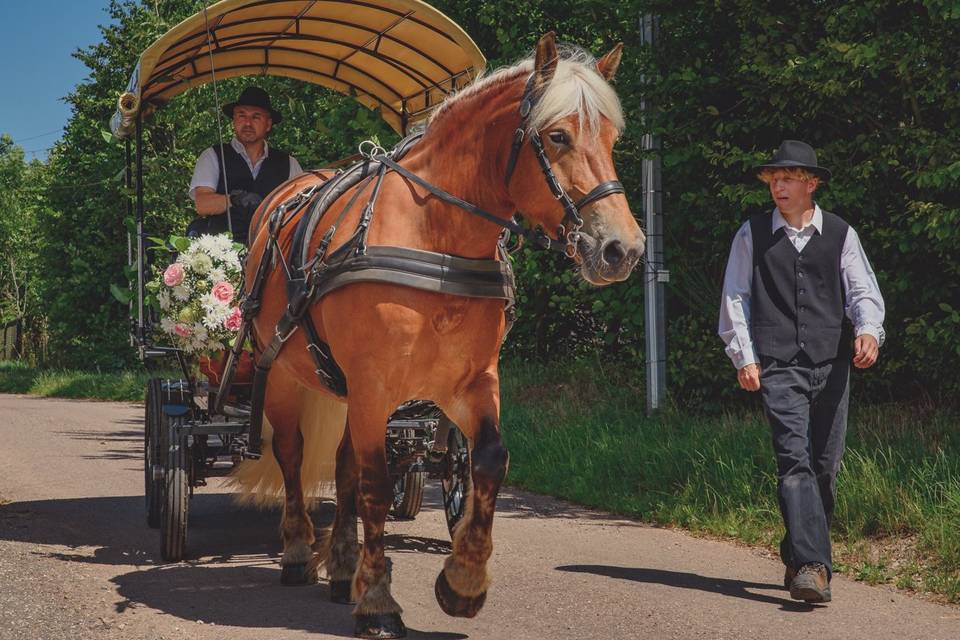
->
xmin=114 ymin=0 xmax=486 ymax=561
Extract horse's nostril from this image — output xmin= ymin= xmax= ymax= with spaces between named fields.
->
xmin=602 ymin=239 xmax=626 ymax=267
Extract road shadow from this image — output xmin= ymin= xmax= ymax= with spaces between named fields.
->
xmin=418 ymin=485 xmax=650 ymax=529
xmin=556 ymin=564 xmax=818 ymax=612
xmin=54 ymin=428 xmax=143 ymax=461
xmin=0 ymin=494 xmax=450 ymax=566
xmin=0 ymin=494 xmax=293 ymax=566
xmin=384 ymin=532 xmax=451 ymax=555
xmin=111 ymin=564 xmax=467 ymax=639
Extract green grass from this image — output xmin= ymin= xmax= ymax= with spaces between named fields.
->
xmin=3 ymin=357 xmax=958 ymax=602
xmin=500 ymin=358 xmax=960 ymax=604
xmin=0 ymin=361 xmax=152 ymax=402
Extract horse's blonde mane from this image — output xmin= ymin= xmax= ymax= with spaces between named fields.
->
xmin=429 ymin=45 xmax=624 ymax=135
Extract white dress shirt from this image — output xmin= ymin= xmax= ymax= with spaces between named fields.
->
xmin=188 ymin=138 xmax=304 ymax=200
xmin=718 ymin=205 xmax=885 ymax=369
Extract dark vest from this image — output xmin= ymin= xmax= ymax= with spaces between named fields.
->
xmin=750 ymin=210 xmax=852 ymax=364
xmin=188 ymin=144 xmax=291 ymax=244
xmin=213 ymin=143 xmax=291 ymax=199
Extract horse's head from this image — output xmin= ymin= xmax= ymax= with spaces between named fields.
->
xmin=507 ymin=33 xmax=645 ymax=285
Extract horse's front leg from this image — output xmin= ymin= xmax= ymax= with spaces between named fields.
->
xmin=349 ymin=402 xmax=406 ymax=639
xmin=436 ymin=371 xmax=509 ymax=618
xmin=264 ymin=382 xmax=316 ymax=585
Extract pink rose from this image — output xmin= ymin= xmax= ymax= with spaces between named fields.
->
xmin=211 ymin=281 xmax=235 ymax=303
xmin=163 ymin=263 xmax=185 ymax=287
xmin=174 ymin=323 xmax=192 ymax=338
xmin=223 ymin=307 xmax=242 ymax=332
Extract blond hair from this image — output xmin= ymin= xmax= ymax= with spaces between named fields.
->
xmin=757 ymin=167 xmax=818 ymax=184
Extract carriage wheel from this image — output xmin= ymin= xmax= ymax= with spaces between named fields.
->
xmin=441 ymin=426 xmax=471 ymax=535
xmin=160 ymin=414 xmax=190 ymax=562
xmin=391 ymin=470 xmax=426 ymax=519
xmin=144 ymin=379 xmax=163 ymax=528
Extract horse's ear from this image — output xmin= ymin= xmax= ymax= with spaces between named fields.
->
xmin=596 ymin=43 xmax=623 ymax=81
xmin=534 ymin=32 xmax=559 ymax=86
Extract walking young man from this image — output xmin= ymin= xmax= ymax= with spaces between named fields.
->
xmin=718 ymin=140 xmax=885 ymax=603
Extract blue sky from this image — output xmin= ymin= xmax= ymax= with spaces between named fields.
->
xmin=0 ymin=2 xmax=114 ymax=160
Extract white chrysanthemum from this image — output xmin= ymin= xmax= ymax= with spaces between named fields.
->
xmin=188 ymin=252 xmax=213 ymax=273
xmin=158 ymin=290 xmax=171 ymax=311
xmin=208 ymin=267 xmax=226 ymax=283
xmin=171 ymin=284 xmax=191 ymax=301
xmin=211 ymin=233 xmax=234 ymax=252
xmin=200 ymin=293 xmax=231 ymax=329
xmin=159 ymin=317 xmax=176 ymax=334
xmin=194 ymin=234 xmax=220 ymax=254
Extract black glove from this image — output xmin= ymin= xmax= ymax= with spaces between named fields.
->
xmin=229 ymin=189 xmax=263 ymax=214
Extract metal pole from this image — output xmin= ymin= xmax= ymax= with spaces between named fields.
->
xmin=125 ymin=137 xmax=134 ymax=348
xmin=135 ymin=113 xmax=146 ymax=354
xmin=641 ymin=13 xmax=668 ymax=414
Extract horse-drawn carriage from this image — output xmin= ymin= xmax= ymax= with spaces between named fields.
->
xmin=114 ymin=0 xmax=483 ymax=563
xmin=113 ymin=1 xmax=642 ymax=637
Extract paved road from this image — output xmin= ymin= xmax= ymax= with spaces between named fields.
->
xmin=1 ymin=394 xmax=958 ymax=640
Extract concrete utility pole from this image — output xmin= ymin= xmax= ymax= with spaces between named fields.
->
xmin=641 ymin=13 xmax=668 ymax=414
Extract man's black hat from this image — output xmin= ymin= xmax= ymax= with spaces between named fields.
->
xmin=222 ymin=86 xmax=282 ymax=124
xmin=753 ymin=139 xmax=830 ymax=181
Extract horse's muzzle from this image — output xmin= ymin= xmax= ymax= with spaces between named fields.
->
xmin=578 ymin=234 xmax=643 ymax=285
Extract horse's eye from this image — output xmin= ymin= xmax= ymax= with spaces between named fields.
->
xmin=548 ymin=131 xmax=569 ymax=146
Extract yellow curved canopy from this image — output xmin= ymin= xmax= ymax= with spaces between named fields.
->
xmin=111 ymin=0 xmax=486 ymax=137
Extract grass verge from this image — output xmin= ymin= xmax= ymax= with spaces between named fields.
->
xmin=500 ymin=358 xmax=960 ymax=604
xmin=0 ymin=361 xmax=150 ymax=402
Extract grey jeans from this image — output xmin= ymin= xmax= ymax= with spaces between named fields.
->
xmin=759 ymin=352 xmax=850 ymax=577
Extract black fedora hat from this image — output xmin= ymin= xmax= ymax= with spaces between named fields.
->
xmin=753 ymin=139 xmax=831 ymax=181
xmin=222 ymin=86 xmax=282 ymax=124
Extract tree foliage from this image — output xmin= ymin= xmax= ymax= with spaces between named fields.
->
xmin=3 ymin=0 xmax=958 ymax=402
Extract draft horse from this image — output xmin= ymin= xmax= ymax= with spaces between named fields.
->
xmin=243 ymin=32 xmax=645 ymax=638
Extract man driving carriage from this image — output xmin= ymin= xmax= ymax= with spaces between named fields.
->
xmin=187 ymin=85 xmax=304 ymax=244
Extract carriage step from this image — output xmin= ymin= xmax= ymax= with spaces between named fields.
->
xmin=223 ymin=403 xmax=251 ymax=418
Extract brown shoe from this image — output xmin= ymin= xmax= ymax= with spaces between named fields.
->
xmin=789 ymin=563 xmax=831 ymax=603
xmin=783 ymin=566 xmax=796 ymax=590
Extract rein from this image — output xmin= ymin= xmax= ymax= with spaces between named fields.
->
xmin=374 ymin=72 xmax=625 ymax=259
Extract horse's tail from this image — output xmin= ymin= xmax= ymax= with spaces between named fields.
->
xmin=226 ymin=390 xmax=347 ymax=507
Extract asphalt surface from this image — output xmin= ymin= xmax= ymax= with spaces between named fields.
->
xmin=1 ymin=393 xmax=958 ymax=640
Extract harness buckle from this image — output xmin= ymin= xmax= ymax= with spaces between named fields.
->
xmin=520 ymin=98 xmax=533 ymax=118
xmin=565 ymin=231 xmax=582 ymax=258
xmin=275 ymin=323 xmax=298 ymax=344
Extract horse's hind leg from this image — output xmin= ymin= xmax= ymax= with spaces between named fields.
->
xmin=322 ymin=424 xmax=360 ymax=604
xmin=347 ymin=402 xmax=406 ymax=638
xmin=265 ymin=382 xmax=316 ymax=585
xmin=436 ymin=373 xmax=509 ymax=618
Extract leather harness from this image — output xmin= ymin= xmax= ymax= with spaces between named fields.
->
xmin=224 ymin=72 xmax=626 ymax=455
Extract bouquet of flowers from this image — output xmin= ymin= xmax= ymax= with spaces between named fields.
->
xmin=146 ymin=233 xmax=245 ymax=355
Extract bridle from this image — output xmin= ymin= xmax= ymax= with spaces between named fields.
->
xmin=372 ymin=71 xmax=625 ymax=259
xmin=503 ymin=73 xmax=626 ymax=257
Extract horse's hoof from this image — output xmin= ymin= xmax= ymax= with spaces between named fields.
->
xmin=435 ymin=569 xmax=486 ymax=618
xmin=280 ymin=562 xmax=317 ymax=586
xmin=330 ymin=579 xmax=355 ymax=604
xmin=354 ymin=612 xmax=406 ymax=639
